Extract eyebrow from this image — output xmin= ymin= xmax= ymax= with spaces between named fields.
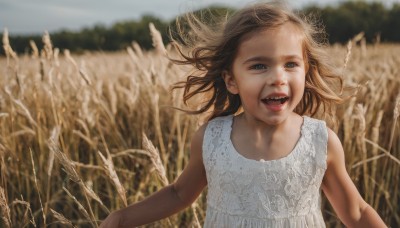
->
xmin=243 ymin=55 xmax=303 ymax=64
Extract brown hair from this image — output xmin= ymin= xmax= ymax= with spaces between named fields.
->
xmin=171 ymin=2 xmax=347 ymax=122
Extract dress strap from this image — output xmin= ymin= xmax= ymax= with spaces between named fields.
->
xmin=311 ymin=118 xmax=328 ymax=169
xmin=202 ymin=116 xmax=231 ymax=162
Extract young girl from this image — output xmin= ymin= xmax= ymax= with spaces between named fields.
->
xmin=100 ymin=2 xmax=387 ymax=227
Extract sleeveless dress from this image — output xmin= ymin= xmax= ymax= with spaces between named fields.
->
xmin=202 ymin=115 xmax=328 ymax=228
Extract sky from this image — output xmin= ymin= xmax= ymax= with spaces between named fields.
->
xmin=1 ymin=0 xmax=399 ymax=35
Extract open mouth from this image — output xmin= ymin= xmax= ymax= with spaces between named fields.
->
xmin=261 ymin=96 xmax=289 ymax=105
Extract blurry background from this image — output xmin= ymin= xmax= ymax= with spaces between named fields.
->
xmin=0 ymin=1 xmax=399 ymax=228
xmin=2 ymin=0 xmax=400 ymax=54
xmin=1 ymin=0 xmax=351 ymax=34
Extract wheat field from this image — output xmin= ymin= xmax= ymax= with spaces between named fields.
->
xmin=0 ymin=27 xmax=399 ymax=227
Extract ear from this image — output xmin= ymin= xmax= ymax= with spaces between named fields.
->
xmin=222 ymin=70 xmax=239 ymax=94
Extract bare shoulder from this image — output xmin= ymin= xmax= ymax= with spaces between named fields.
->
xmin=326 ymin=127 xmax=346 ymax=167
xmin=190 ymin=122 xmax=208 ymax=158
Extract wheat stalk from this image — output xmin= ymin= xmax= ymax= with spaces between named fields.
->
xmin=5 ymin=89 xmax=38 ymax=128
xmin=81 ymin=181 xmax=110 ymax=214
xmin=64 ymin=49 xmax=79 ymax=70
xmin=48 ymin=127 xmax=98 ymax=226
xmin=42 ymin=31 xmax=53 ymax=60
xmin=12 ymin=198 xmax=36 ymax=227
xmin=342 ymin=32 xmax=363 ymax=72
xmin=151 ymin=93 xmax=167 ymax=162
xmin=29 ymin=148 xmax=46 ymax=226
xmin=111 ymin=149 xmax=152 ymax=158
xmin=132 ymin=41 xmax=143 ymax=57
xmin=10 ymin=129 xmax=36 ymax=137
xmin=98 ymin=151 xmax=128 ymax=207
xmin=29 ymin=40 xmax=39 ymax=59
xmin=0 ymin=187 xmax=11 ymax=228
xmin=352 ymin=32 xmax=365 ymax=43
xmin=127 ymin=46 xmax=138 ymax=63
xmin=190 ymin=203 xmax=201 ymax=228
xmin=368 ymin=110 xmax=383 ymax=202
xmin=44 ymin=127 xmax=58 ymax=221
xmin=72 ymin=130 xmax=97 ymax=149
xmin=63 ymin=187 xmax=93 ymax=226
xmin=107 ymin=82 xmax=117 ymax=115
xmin=80 ymin=89 xmax=96 ymax=127
xmin=388 ymin=94 xmax=400 ymax=153
xmin=149 ymin=23 xmax=166 ymax=55
xmin=53 ymin=48 xmax=60 ymax=67
xmin=343 ymin=40 xmax=352 ymax=71
xmin=142 ymin=132 xmax=169 ymax=186
xmin=2 ymin=28 xmax=18 ymax=65
xmin=362 ymin=139 xmax=400 ymax=166
xmin=50 ymin=208 xmax=76 ymax=227
xmin=354 ymin=104 xmax=369 ymax=193
xmin=48 ymin=126 xmax=80 ymax=182
xmin=0 ymin=113 xmax=9 ymax=118
xmin=79 ymin=68 xmax=92 ymax=86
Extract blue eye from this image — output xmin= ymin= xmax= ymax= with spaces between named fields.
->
xmin=250 ymin=64 xmax=267 ymax=70
xmin=285 ymin=62 xmax=298 ymax=68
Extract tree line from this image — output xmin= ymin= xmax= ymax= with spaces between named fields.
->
xmin=2 ymin=1 xmax=400 ymax=55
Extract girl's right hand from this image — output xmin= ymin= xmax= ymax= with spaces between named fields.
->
xmin=99 ymin=211 xmax=122 ymax=228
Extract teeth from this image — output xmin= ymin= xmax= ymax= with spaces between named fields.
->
xmin=272 ymin=97 xmax=283 ymax=99
xmin=262 ymin=96 xmax=289 ymax=105
xmin=267 ymin=96 xmax=287 ymax=100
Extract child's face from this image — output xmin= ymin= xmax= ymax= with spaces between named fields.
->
xmin=223 ymin=22 xmax=306 ymax=125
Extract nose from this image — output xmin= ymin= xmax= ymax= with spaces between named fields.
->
xmin=269 ymin=67 xmax=287 ymax=86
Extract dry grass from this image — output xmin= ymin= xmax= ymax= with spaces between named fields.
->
xmin=0 ymin=27 xmax=399 ymax=228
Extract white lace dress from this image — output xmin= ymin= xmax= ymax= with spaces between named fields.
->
xmin=202 ymin=115 xmax=328 ymax=228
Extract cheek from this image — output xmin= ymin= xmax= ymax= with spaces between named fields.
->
xmin=293 ymin=74 xmax=306 ymax=96
xmin=300 ymin=74 xmax=306 ymax=87
xmin=239 ymin=80 xmax=264 ymax=96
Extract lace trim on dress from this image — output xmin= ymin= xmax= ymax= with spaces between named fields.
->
xmin=224 ymin=115 xmax=308 ymax=164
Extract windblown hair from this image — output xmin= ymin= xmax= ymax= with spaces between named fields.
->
xmin=171 ymin=2 xmax=348 ymax=122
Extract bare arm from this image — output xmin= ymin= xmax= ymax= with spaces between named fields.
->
xmin=100 ymin=125 xmax=208 ymax=228
xmin=322 ymin=128 xmax=387 ymax=228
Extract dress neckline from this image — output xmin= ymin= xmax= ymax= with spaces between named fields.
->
xmin=225 ymin=115 xmax=307 ymax=164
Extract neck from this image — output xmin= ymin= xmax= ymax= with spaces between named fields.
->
xmin=237 ymin=112 xmax=293 ymax=135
